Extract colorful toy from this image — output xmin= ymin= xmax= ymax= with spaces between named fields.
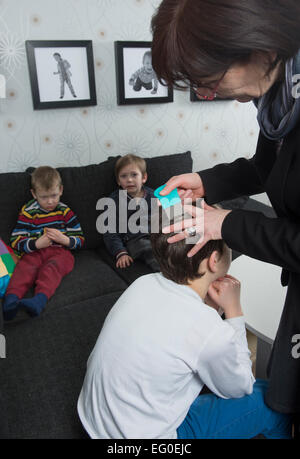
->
xmin=154 ymin=185 xmax=181 ymax=209
xmin=0 ymin=239 xmax=18 ymax=298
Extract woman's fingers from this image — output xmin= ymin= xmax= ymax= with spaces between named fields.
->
xmin=159 ymin=173 xmax=203 ymax=196
xmin=159 ymin=176 xmax=183 ymax=195
xmin=162 ymin=218 xmax=196 ymax=234
xmin=182 ymin=203 xmax=204 ymax=218
xmin=178 ymin=189 xmax=193 ymax=200
xmin=162 ymin=203 xmax=204 ymax=233
xmin=167 ymin=232 xmax=187 ymax=244
xmin=187 ymin=238 xmax=207 ymax=257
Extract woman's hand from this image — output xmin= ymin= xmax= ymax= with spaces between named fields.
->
xmin=116 ymin=254 xmax=134 ymax=269
xmin=162 ymin=201 xmax=232 ymax=257
xmin=159 ymin=173 xmax=205 ymax=202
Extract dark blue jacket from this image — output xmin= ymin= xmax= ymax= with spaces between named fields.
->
xmin=103 ymin=186 xmax=155 ymax=260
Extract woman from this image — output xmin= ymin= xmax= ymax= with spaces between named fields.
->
xmin=151 ymin=0 xmax=300 ymax=420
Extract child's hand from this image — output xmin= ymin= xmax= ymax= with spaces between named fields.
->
xmin=116 ymin=255 xmax=134 ymax=269
xmin=35 ymin=233 xmax=53 ymax=250
xmin=129 ymin=78 xmax=134 ymax=86
xmin=45 ymin=228 xmax=70 ymax=247
xmin=204 ymin=291 xmax=223 ymax=315
xmin=206 ymin=274 xmax=243 ymax=319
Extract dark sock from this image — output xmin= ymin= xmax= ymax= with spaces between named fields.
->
xmin=19 ymin=293 xmax=48 ymax=317
xmin=3 ymin=294 xmax=20 ymax=321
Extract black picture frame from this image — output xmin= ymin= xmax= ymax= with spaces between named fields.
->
xmin=190 ymin=89 xmax=232 ymax=102
xmin=25 ymin=40 xmax=97 ymax=110
xmin=114 ymin=41 xmax=173 ymax=105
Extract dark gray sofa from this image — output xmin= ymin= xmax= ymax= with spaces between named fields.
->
xmin=0 ymin=151 xmax=275 ymax=439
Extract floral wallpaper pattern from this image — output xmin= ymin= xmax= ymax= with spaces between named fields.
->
xmin=0 ymin=0 xmax=260 ymax=179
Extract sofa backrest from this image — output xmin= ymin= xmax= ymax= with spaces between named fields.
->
xmin=0 ymin=151 xmax=193 ymax=250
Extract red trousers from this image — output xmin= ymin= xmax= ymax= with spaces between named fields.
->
xmin=6 ymin=247 xmax=74 ymax=299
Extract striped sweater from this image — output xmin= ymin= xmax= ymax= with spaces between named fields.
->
xmin=11 ymin=199 xmax=84 ymax=256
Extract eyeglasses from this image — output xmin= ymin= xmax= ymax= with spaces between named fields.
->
xmin=192 ymin=71 xmax=227 ymax=101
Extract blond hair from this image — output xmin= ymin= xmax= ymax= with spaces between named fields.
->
xmin=31 ymin=166 xmax=62 ymax=191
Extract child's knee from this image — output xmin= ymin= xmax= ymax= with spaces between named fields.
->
xmin=61 ymin=251 xmax=75 ymax=274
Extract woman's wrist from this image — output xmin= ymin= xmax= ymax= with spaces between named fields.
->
xmin=212 ymin=208 xmax=232 ymax=240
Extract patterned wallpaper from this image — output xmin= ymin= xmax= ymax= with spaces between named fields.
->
xmin=0 ymin=0 xmax=260 ymax=180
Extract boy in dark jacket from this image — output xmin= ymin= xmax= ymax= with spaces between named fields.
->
xmin=102 ymin=154 xmax=159 ymax=271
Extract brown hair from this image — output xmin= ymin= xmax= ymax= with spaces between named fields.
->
xmin=115 ymin=154 xmax=147 ymax=179
xmin=31 ymin=166 xmax=62 ymax=191
xmin=151 ymin=0 xmax=300 ymax=89
xmin=150 ymin=207 xmax=224 ymax=285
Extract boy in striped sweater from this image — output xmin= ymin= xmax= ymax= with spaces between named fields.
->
xmin=3 ymin=166 xmax=84 ymax=320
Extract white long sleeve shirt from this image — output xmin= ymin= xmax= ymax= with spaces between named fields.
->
xmin=77 ymin=273 xmax=255 ymax=439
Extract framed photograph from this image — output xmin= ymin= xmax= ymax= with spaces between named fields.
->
xmin=190 ymin=89 xmax=232 ymax=102
xmin=114 ymin=41 xmax=173 ymax=105
xmin=25 ymin=40 xmax=97 ymax=110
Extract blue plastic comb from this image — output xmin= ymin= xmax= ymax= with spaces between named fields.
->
xmin=154 ymin=184 xmax=181 ymax=209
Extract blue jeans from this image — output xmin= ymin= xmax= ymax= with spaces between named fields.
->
xmin=177 ymin=380 xmax=292 ymax=439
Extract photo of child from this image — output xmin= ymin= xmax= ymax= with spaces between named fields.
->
xmin=129 ymin=51 xmax=158 ymax=95
xmin=53 ymin=53 xmax=77 ymax=99
xmin=116 ymin=42 xmax=173 ymax=104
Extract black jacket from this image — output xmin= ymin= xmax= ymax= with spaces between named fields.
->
xmin=103 ymin=186 xmax=155 ymax=260
xmin=199 ymin=125 xmax=300 ymax=414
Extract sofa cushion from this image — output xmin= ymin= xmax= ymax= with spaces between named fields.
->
xmin=2 ymin=250 xmax=127 ymax=325
xmin=56 ymin=160 xmax=119 ymax=250
xmin=0 ymin=291 xmax=123 ymax=439
xmin=145 ymin=150 xmax=193 ymax=190
xmin=97 ymin=246 xmax=153 ymax=286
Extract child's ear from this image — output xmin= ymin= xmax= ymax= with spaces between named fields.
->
xmin=31 ymin=189 xmax=37 ymax=200
xmin=142 ymin=172 xmax=148 ymax=183
xmin=207 ymin=250 xmax=220 ymax=273
xmin=59 ymin=185 xmax=63 ymax=195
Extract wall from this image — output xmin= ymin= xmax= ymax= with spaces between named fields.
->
xmin=0 ymin=0 xmax=260 ymax=183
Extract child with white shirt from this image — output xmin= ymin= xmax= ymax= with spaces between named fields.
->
xmin=78 ymin=208 xmax=292 ymax=439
